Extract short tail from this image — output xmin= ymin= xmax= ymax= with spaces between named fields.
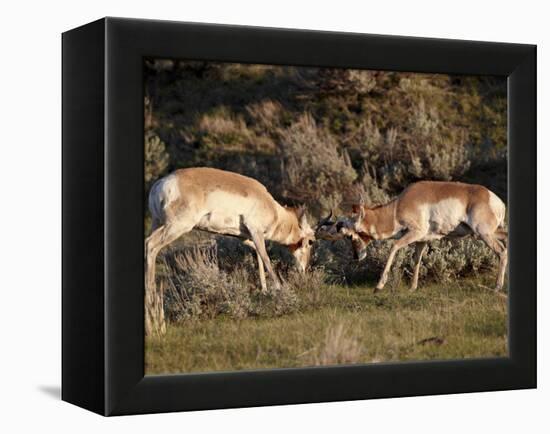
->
xmin=148 ymin=178 xmax=166 ymax=224
xmin=495 ymin=228 xmax=507 ymax=247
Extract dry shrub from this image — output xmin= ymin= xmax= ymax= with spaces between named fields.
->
xmin=163 ymin=244 xmax=253 ymax=321
xmin=252 ymin=284 xmax=299 ymax=317
xmin=219 ymin=63 xmax=273 ymax=81
xmin=309 ymin=322 xmax=362 ymax=366
xmin=285 ymin=267 xmax=326 ymax=293
xmin=347 ymin=119 xmax=384 ymax=154
xmin=315 ymin=68 xmax=377 ymax=96
xmin=198 ymin=112 xmax=247 ymax=137
xmin=144 ymin=130 xmax=169 ymax=189
xmin=285 ymin=267 xmax=330 ymax=307
xmin=197 ymin=107 xmax=252 ymax=147
xmin=345 ymin=78 xmax=475 ymax=189
xmin=162 ymin=241 xmax=302 ymax=322
xmin=418 ymin=238 xmax=498 ymax=282
xmin=246 ymin=100 xmax=283 ymax=129
xmin=352 ymin=163 xmax=392 ymax=207
xmin=321 ymin=240 xmax=404 ymax=288
xmin=347 ymin=70 xmax=377 ymax=94
xmin=421 ymin=143 xmax=471 ymax=181
xmin=404 ymin=94 xmax=472 ymax=181
xmin=196 ymin=106 xmax=279 ymax=157
xmin=278 ymin=113 xmax=357 ymax=213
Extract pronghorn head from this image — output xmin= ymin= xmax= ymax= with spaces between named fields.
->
xmin=345 ymin=204 xmax=371 ymax=260
xmin=315 ymin=206 xmax=370 ymax=261
xmin=287 ymin=206 xmax=315 ymax=273
xmin=315 ymin=209 xmax=339 ymax=241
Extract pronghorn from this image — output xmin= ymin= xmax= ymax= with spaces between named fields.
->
xmin=145 ymin=167 xmax=315 ymax=315
xmin=316 ymin=181 xmax=507 ymax=292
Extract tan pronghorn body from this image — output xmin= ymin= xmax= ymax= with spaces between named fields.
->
xmin=145 ymin=167 xmax=314 ymax=334
xmin=317 ymin=181 xmax=507 ymax=292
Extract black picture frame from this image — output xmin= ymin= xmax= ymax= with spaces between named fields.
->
xmin=62 ymin=17 xmax=536 ymax=416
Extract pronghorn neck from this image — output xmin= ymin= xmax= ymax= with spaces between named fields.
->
xmin=269 ymin=205 xmax=302 ymax=246
xmin=358 ymin=201 xmax=397 ymax=240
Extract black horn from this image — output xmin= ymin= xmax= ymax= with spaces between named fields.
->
xmin=316 ymin=209 xmax=334 ymax=230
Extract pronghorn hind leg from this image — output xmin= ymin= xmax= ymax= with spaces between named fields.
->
xmin=256 ymin=250 xmax=268 ymax=292
xmin=150 ymin=217 xmax=160 ymax=232
xmin=145 ymin=220 xmax=195 ymax=336
xmin=243 ymin=239 xmax=267 ymax=293
xmin=478 ymin=232 xmax=508 ymax=291
xmin=495 ymin=228 xmax=508 ymax=248
xmin=145 ymin=220 xmax=197 ymax=288
xmin=410 ymin=242 xmax=428 ymax=292
xmin=245 ymin=225 xmax=281 ymax=290
xmin=376 ymin=230 xmax=426 ymax=293
xmin=145 ymin=225 xmax=165 ymax=293
xmin=144 ymin=225 xmax=167 ymax=337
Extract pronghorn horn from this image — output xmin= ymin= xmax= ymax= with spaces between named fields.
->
xmin=317 ymin=209 xmax=334 ymax=229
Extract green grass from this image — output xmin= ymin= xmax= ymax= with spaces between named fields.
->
xmin=145 ymin=275 xmax=507 ymax=375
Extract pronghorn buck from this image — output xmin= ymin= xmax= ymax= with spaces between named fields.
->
xmin=316 ymin=181 xmax=507 ymax=293
xmin=145 ymin=167 xmax=315 ymax=335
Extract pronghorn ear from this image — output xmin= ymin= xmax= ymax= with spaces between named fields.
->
xmin=295 ymin=205 xmax=308 ymax=226
xmin=352 ymin=204 xmax=365 ymax=220
xmin=300 ymin=211 xmax=309 ymax=228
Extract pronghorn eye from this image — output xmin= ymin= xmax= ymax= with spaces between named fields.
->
xmin=308 ymin=239 xmax=314 ymax=246
xmin=336 ymin=222 xmax=344 ymax=232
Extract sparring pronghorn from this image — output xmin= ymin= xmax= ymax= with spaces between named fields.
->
xmin=145 ymin=167 xmax=315 ymax=334
xmin=316 ymin=181 xmax=507 ymax=293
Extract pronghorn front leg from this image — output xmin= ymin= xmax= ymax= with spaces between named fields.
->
xmin=376 ymin=230 xmax=426 ymax=293
xmin=478 ymin=233 xmax=508 ymax=291
xmin=410 ymin=242 xmax=428 ymax=291
xmin=243 ymin=239 xmax=267 ymax=293
xmin=245 ymin=224 xmax=281 ymax=290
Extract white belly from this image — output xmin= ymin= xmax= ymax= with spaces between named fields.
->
xmin=196 ymin=211 xmax=243 ymax=236
xmin=195 ymin=190 xmax=273 ymax=237
xmin=422 ymin=198 xmax=468 ymax=240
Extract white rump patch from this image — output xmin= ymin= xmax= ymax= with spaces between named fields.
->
xmin=488 ymin=191 xmax=506 ymax=226
xmin=148 ymin=174 xmax=180 ymax=222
